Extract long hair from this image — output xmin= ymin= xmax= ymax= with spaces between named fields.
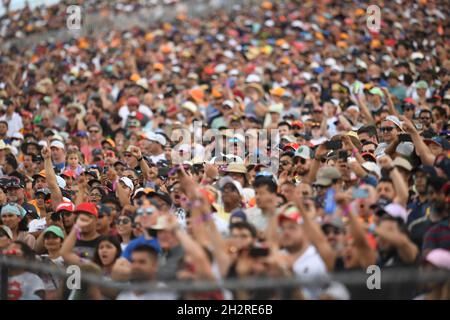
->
xmin=92 ymin=235 xmax=122 ymax=268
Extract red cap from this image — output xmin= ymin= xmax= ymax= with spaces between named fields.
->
xmin=61 ymin=170 xmax=76 ymax=179
xmin=75 ymin=202 xmax=98 ymax=218
xmin=283 ymin=143 xmax=300 ymax=151
xmin=56 ymin=202 xmax=75 ymax=213
xmin=291 ymin=120 xmax=303 ymax=128
xmin=278 ymin=207 xmax=302 ymax=225
xmin=127 ymin=96 xmax=140 ymax=106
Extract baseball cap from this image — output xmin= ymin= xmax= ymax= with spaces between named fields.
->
xmin=1 ymin=203 xmax=25 ymax=218
xmin=56 ymin=202 xmax=75 ymax=213
xmin=148 ymin=190 xmax=172 ymax=207
xmin=424 ymin=137 xmax=450 ymax=150
xmin=61 ymin=170 xmax=76 ymax=179
xmin=392 ymin=157 xmax=413 ymax=172
xmin=322 ymin=216 xmax=345 ymax=231
xmin=75 ymin=202 xmax=98 ymax=218
xmin=120 ymin=177 xmax=134 ymax=192
xmin=416 ymin=80 xmax=428 ymax=90
xmin=43 ymin=226 xmax=65 ymax=239
xmin=384 ymin=115 xmax=403 ymax=131
xmin=147 ymin=132 xmax=167 ymax=146
xmin=368 ymin=87 xmax=384 ymax=98
xmin=361 ymin=162 xmax=381 ymax=178
xmin=0 ymin=225 xmax=13 ymax=239
xmin=50 ymin=140 xmax=65 ymax=150
xmin=383 ymin=203 xmax=408 ymax=223
xmin=181 ymin=101 xmax=198 ymax=114
xmin=217 ymin=176 xmax=244 ymax=198
xmin=294 ymin=146 xmax=311 ymax=159
xmin=314 ymin=166 xmax=342 ymax=186
xmin=415 ymin=164 xmax=437 ymax=177
xmin=225 ymin=163 xmax=247 ymax=174
xmin=278 ymin=206 xmax=302 ymax=225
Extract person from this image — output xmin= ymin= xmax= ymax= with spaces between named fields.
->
xmin=1 ymin=203 xmax=35 ymax=249
xmin=70 ymin=202 xmax=102 ymax=260
xmin=115 ymin=244 xmax=176 ymax=300
xmin=3 ymin=241 xmax=45 ymax=300
xmin=116 ymin=215 xmax=136 ymax=251
xmin=0 ymin=225 xmax=13 ymax=250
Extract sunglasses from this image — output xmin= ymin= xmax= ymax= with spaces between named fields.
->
xmin=89 ymin=130 xmax=100 ymax=134
xmin=281 ymin=161 xmax=292 ymax=166
xmin=136 ymin=207 xmax=154 ymax=216
xmin=420 ymin=117 xmax=431 ymax=121
xmin=294 ymin=158 xmax=307 ymax=165
xmin=116 ymin=217 xmax=131 ymax=225
xmin=380 ymin=126 xmax=395 ymax=133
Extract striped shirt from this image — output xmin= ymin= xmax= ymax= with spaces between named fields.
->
xmin=422 ymin=218 xmax=450 ymax=253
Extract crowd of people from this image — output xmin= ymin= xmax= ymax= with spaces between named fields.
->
xmin=0 ymin=0 xmax=449 ymax=300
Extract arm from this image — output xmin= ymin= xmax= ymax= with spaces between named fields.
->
xmin=305 ymin=144 xmax=327 ymax=184
xmin=129 ymin=146 xmax=151 ymax=183
xmin=294 ymin=195 xmax=336 ymax=272
xmin=336 ymin=193 xmax=377 ymax=268
xmin=59 ymin=224 xmax=83 ymax=266
xmin=375 ymin=224 xmax=418 ymax=263
xmin=384 ymin=138 xmax=400 ymax=158
xmin=381 ymin=87 xmax=400 ymax=118
xmin=400 ymin=116 xmax=436 ymax=165
xmin=42 ymin=147 xmax=63 ymax=208
xmin=355 ymin=94 xmax=375 ymax=124
xmin=116 ymin=181 xmax=131 ymax=206
xmin=378 ymin=156 xmax=408 ymax=207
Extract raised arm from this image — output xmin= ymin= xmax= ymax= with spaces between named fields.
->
xmin=42 ymin=147 xmax=63 ymax=208
xmin=400 ymin=116 xmax=436 ymax=165
xmin=381 ymin=87 xmax=400 ymax=118
xmin=378 ymin=156 xmax=408 ymax=207
xmin=355 ymin=94 xmax=375 ymax=124
xmin=59 ymin=220 xmax=85 ymax=266
xmin=375 ymin=222 xmax=418 ymax=264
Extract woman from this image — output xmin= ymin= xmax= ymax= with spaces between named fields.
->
xmin=116 ymin=215 xmax=135 ymax=251
xmin=37 ymin=226 xmax=65 ymax=300
xmin=1 ymin=203 xmax=35 ymax=249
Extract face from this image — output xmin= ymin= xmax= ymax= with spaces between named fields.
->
xmin=44 ymin=233 xmax=62 ymax=252
xmin=280 ymin=156 xmax=293 ymax=173
xmin=254 ymin=185 xmax=275 ymax=211
xmin=130 ymin=251 xmax=157 ymax=281
xmin=278 ymin=125 xmax=290 ymax=137
xmin=343 ymin=238 xmax=360 ymax=268
xmin=221 ymin=183 xmax=242 ymax=206
xmin=88 ymin=127 xmax=102 ymax=142
xmin=114 ymin=164 xmax=126 ymax=177
xmin=6 ymin=187 xmax=23 ymax=203
xmin=67 ymin=154 xmax=79 ymax=167
xmin=280 ymin=183 xmax=295 ymax=202
xmin=294 ymin=157 xmax=310 ymax=175
xmin=279 ymin=220 xmax=304 ymax=252
xmin=362 ymin=143 xmax=376 ymax=154
xmin=116 ymin=216 xmax=132 ymax=236
xmin=1 ymin=213 xmax=20 ymax=230
xmin=419 ymin=112 xmax=432 ymax=127
xmin=33 ymin=177 xmax=47 ymax=191
xmin=89 ymin=189 xmax=103 ymax=203
xmin=376 ymin=219 xmax=398 ymax=252
xmin=61 ymin=210 xmax=76 ymax=229
xmin=97 ymin=240 xmax=118 ymax=266
xmin=380 ymin=120 xmax=399 ymax=143
xmin=0 ymin=230 xmax=11 ymax=249
xmin=51 ymin=147 xmax=65 ymax=161
xmin=323 ymin=225 xmax=344 ymax=252
xmin=376 ymin=181 xmax=395 ymax=202
xmin=96 ymin=213 xmax=111 ymax=233
xmin=230 ymin=227 xmax=254 ymax=250
xmin=0 ymin=123 xmax=8 ymax=135
xmin=23 ymin=155 xmax=33 ymax=169
xmin=156 ymin=229 xmax=177 ymax=251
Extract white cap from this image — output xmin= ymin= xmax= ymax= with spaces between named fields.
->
xmin=181 ymin=101 xmax=198 ymax=114
xmin=11 ymin=132 xmax=24 ymax=140
xmin=148 ymin=132 xmax=167 ymax=146
xmin=325 ymin=58 xmax=337 ymax=67
xmin=361 ymin=161 xmax=381 ymax=178
xmin=214 ymin=63 xmax=227 ymax=73
xmin=245 ymin=74 xmax=261 ymax=83
xmin=50 ymin=140 xmax=65 ymax=150
xmin=384 ymin=203 xmax=408 ymax=223
xmin=120 ymin=177 xmax=134 ymax=192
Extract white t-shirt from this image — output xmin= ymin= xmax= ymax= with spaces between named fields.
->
xmin=116 ymin=282 xmax=177 ymax=300
xmin=292 ymin=245 xmax=329 ymax=299
xmin=0 ymin=112 xmax=23 ymax=136
xmin=6 ymin=272 xmax=45 ymax=300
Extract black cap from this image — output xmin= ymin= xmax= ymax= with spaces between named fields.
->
xmin=414 ymin=165 xmax=437 ymax=177
xmin=147 ymin=190 xmax=172 ymax=207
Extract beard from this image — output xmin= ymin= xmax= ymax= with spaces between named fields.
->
xmin=432 ymin=200 xmax=447 ymax=214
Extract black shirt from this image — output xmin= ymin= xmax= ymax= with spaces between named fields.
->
xmin=74 ymin=236 xmax=102 ymax=261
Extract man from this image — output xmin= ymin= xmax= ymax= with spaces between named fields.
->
xmin=216 ymin=177 xmax=245 ymax=223
xmin=418 ymin=109 xmax=435 ymax=134
xmin=71 ymin=202 xmax=101 ymax=260
xmin=245 ymin=177 xmax=278 ymax=234
xmin=56 ymin=201 xmax=77 ymax=235
xmin=81 ymin=123 xmax=103 ymax=164
xmin=0 ymin=101 xmax=23 ymax=136
xmin=293 ymin=146 xmax=312 ymax=182
xmin=5 ymin=178 xmax=36 ymax=218
xmin=50 ymin=140 xmax=66 ymax=173
xmin=410 ymin=178 xmax=449 ymax=252
xmin=147 ymin=132 xmax=166 ymax=164
xmin=123 ymin=146 xmax=139 ymax=170
xmin=96 ymin=204 xmax=117 ymax=237
xmin=366 ymin=87 xmax=385 ymax=113
xmin=357 ymin=125 xmax=379 ymax=145
xmin=407 ymin=165 xmax=435 ymax=225
xmin=229 ymin=222 xmax=257 ymax=251
xmin=278 ymin=208 xmax=328 ymax=299
xmin=0 ymin=120 xmax=9 ymax=141
xmin=116 ymin=244 xmax=176 ymax=300
xmin=321 ymin=216 xmax=346 ymax=271
xmin=0 ymin=225 xmax=13 ymax=250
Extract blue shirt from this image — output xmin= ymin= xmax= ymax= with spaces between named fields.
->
xmin=121 ymin=236 xmax=161 ymax=261
xmin=407 ymin=198 xmax=429 ymax=225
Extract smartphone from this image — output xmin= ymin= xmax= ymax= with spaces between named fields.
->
xmin=352 ymin=188 xmax=369 ymax=199
xmin=338 ymin=150 xmax=348 ymax=161
xmin=324 ymin=188 xmax=336 ymax=215
xmin=249 ymin=247 xmax=270 ymax=258
xmin=324 ymin=140 xmax=342 ymax=150
xmin=398 ymin=133 xmax=412 ymax=143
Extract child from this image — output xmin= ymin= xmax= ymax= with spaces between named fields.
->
xmin=65 ymin=150 xmax=84 ymax=177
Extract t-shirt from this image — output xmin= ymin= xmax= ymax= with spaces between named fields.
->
xmin=5 ymin=272 xmax=45 ymax=300
xmin=156 ymin=245 xmax=184 ymax=281
xmin=28 ymin=218 xmax=47 ymax=233
xmin=38 ymin=255 xmax=65 ymax=291
xmin=74 ymin=236 xmax=102 ymax=261
xmin=121 ymin=236 xmax=161 ymax=261
xmin=116 ymin=282 xmax=177 ymax=300
xmin=291 ymin=245 xmax=329 ymax=300
xmin=423 ymin=218 xmax=450 ymax=252
xmin=408 ymin=215 xmax=438 ymax=251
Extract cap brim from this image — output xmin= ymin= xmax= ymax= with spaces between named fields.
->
xmin=313 ymin=178 xmax=332 ymax=187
